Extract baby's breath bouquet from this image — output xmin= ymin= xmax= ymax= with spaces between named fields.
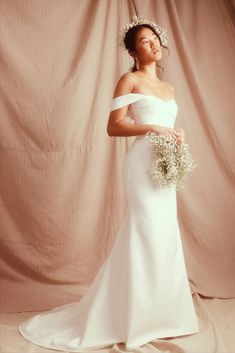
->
xmin=145 ymin=131 xmax=197 ymax=190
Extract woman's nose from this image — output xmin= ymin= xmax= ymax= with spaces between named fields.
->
xmin=151 ymin=41 xmax=159 ymax=48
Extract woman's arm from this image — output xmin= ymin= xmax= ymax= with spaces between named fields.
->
xmin=107 ymin=73 xmax=174 ymax=137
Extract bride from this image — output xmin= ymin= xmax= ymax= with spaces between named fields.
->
xmin=18 ymin=15 xmax=199 ymax=352
xmin=107 ymin=18 xmax=184 ymax=143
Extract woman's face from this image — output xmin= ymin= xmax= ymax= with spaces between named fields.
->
xmin=133 ymin=27 xmax=162 ymax=63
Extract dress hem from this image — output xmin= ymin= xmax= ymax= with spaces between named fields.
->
xmin=19 ymin=324 xmax=200 ymax=352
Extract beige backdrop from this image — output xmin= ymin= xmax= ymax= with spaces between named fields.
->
xmin=0 ymin=0 xmax=235 ymax=317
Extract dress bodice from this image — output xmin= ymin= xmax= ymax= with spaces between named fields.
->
xmin=110 ymin=93 xmax=178 ymax=128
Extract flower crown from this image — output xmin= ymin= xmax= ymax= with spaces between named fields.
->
xmin=119 ymin=15 xmax=168 ymax=50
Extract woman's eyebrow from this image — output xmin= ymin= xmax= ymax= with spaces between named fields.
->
xmin=139 ymin=34 xmax=156 ymax=42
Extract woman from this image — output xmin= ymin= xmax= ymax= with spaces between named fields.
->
xmin=107 ymin=23 xmax=184 ymax=143
xmin=18 ymin=15 xmax=200 ymax=352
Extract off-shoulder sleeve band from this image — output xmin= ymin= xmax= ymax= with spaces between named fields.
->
xmin=110 ymin=94 xmax=143 ymax=111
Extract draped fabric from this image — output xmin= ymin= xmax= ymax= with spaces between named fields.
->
xmin=0 ymin=0 xmax=235 ymax=352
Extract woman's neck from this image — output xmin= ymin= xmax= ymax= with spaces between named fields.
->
xmin=137 ymin=62 xmax=160 ymax=81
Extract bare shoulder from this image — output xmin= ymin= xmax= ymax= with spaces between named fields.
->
xmin=113 ymin=72 xmax=137 ymax=98
xmin=163 ymin=80 xmax=175 ymax=95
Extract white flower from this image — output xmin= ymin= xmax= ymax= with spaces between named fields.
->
xmin=119 ymin=14 xmax=168 ymax=51
xmin=145 ymin=131 xmax=197 ymax=191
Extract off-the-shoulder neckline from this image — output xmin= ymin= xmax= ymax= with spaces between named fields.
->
xmin=112 ymin=93 xmax=176 ymax=103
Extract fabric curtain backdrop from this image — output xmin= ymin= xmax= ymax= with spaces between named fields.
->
xmin=0 ymin=0 xmax=234 ymax=314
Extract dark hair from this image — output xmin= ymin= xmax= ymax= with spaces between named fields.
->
xmin=124 ymin=24 xmax=170 ymax=79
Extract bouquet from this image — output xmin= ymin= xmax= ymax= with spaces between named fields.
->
xmin=145 ymin=131 xmax=197 ymax=190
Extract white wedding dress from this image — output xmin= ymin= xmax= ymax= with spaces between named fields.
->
xmin=18 ymin=93 xmax=200 ymax=352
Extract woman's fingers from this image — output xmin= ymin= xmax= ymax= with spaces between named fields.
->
xmin=176 ymin=138 xmax=182 ymax=145
xmin=166 ymin=128 xmax=185 ymax=144
xmin=171 ymin=131 xmax=180 ymax=139
xmin=165 ymin=129 xmax=182 ymax=143
xmin=165 ymin=131 xmax=183 ymax=145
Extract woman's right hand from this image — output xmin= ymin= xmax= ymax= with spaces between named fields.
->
xmin=152 ymin=125 xmax=180 ymax=141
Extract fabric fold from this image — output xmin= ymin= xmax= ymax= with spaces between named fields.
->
xmin=110 ymin=94 xmax=144 ymax=111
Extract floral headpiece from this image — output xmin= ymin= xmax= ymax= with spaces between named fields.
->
xmin=119 ymin=15 xmax=168 ymax=50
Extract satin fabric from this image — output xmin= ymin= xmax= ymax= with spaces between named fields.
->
xmin=18 ymin=94 xmax=199 ymax=352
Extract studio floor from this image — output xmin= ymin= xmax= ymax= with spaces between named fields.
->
xmin=0 ymin=293 xmax=234 ymax=353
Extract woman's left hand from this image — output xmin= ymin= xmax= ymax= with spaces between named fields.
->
xmin=173 ymin=127 xmax=186 ymax=145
